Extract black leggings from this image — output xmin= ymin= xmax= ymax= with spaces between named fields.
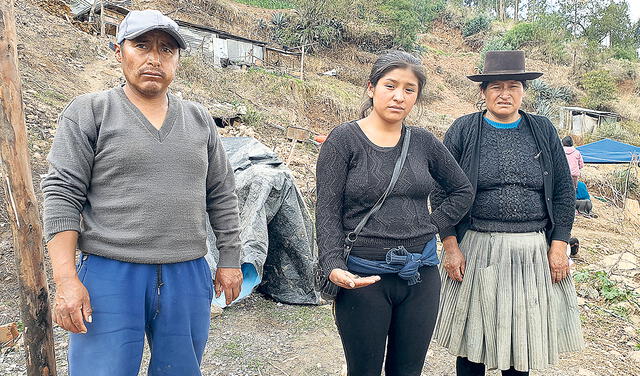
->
xmin=456 ymin=357 xmax=529 ymax=376
xmin=334 ymin=266 xmax=440 ymax=376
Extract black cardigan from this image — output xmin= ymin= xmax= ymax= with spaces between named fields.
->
xmin=431 ymin=111 xmax=575 ymax=244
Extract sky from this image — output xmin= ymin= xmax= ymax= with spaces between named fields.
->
xmin=629 ymin=0 xmax=639 ymax=22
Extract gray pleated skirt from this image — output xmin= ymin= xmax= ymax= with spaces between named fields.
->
xmin=434 ymin=230 xmax=584 ymax=372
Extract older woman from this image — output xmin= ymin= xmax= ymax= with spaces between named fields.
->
xmin=432 ymin=50 xmax=584 ymax=376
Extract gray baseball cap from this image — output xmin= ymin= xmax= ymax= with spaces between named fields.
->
xmin=116 ymin=9 xmax=187 ymax=49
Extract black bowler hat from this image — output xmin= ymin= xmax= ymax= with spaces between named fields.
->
xmin=467 ymin=50 xmax=543 ymax=82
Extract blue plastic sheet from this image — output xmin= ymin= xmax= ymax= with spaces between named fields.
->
xmin=576 ymin=138 xmax=640 ymax=164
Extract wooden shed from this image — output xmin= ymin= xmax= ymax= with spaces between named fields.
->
xmin=69 ymin=0 xmax=129 ymax=36
xmin=559 ymin=106 xmax=620 ymax=136
xmin=176 ymin=20 xmax=267 ymax=67
xmin=67 ymin=2 xmax=296 ymax=69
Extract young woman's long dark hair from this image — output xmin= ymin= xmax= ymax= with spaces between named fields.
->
xmin=360 ymin=50 xmax=427 ymax=118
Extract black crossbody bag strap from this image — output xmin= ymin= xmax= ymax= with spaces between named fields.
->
xmin=343 ymin=127 xmax=411 ymax=254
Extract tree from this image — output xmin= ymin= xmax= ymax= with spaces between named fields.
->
xmin=584 ymin=1 xmax=633 ymax=47
xmin=526 ymin=0 xmax=551 ymax=21
xmin=556 ymin=0 xmax=606 ymax=37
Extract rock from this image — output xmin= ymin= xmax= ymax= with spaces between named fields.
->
xmin=577 ymin=286 xmax=599 ymax=300
xmin=611 ymin=274 xmax=640 ymax=289
xmin=577 ymin=296 xmax=586 ymax=306
xmin=599 ymin=252 xmax=639 ymax=271
xmin=577 ymin=368 xmax=596 ymax=376
xmin=629 ymin=350 xmax=640 ymax=363
xmin=211 ymin=305 xmax=224 ymax=318
xmin=624 ymin=326 xmax=637 ymax=338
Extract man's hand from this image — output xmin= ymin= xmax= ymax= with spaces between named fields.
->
xmin=214 ymin=267 xmax=243 ymax=305
xmin=548 ymin=240 xmax=570 ymax=283
xmin=443 ymin=236 xmax=465 ymax=282
xmin=329 ymin=268 xmax=380 ymax=289
xmin=53 ymin=277 xmax=92 ymax=334
xmin=48 ymin=231 xmax=91 ymax=333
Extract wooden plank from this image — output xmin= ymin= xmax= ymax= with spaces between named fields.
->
xmin=0 ymin=1 xmax=57 ymax=375
xmin=285 ymin=126 xmax=310 ymax=141
xmin=0 ymin=322 xmax=19 ymax=346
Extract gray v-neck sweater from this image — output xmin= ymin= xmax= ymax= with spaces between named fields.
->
xmin=42 ymin=86 xmax=241 ymax=266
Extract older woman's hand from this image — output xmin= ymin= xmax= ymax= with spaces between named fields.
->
xmin=548 ymin=240 xmax=570 ymax=283
xmin=443 ymin=236 xmax=465 ymax=282
xmin=329 ymin=269 xmax=380 ymax=289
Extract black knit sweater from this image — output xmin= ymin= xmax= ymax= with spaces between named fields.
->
xmin=315 ymin=121 xmax=474 ymax=277
xmin=431 ymin=111 xmax=575 ymax=244
xmin=470 ymin=119 xmax=548 ymax=233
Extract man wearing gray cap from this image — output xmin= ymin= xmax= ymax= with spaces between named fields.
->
xmin=41 ymin=9 xmax=242 ymax=375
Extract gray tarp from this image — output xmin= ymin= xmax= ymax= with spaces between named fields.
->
xmin=205 ymin=137 xmax=320 ymax=305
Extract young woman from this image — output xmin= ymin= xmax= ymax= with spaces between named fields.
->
xmin=432 ymin=50 xmax=584 ymax=376
xmin=316 ymin=50 xmax=474 ymax=376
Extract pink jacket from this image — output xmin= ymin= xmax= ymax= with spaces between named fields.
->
xmin=564 ymin=146 xmax=584 ymax=177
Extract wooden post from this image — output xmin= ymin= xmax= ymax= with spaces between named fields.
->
xmin=88 ymin=0 xmax=97 ymax=23
xmin=0 ymin=1 xmax=57 ymax=375
xmin=300 ymin=44 xmax=305 ymax=81
xmin=99 ymin=0 xmax=105 ymax=36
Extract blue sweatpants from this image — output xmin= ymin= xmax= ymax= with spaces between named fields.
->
xmin=68 ymin=253 xmax=213 ymax=376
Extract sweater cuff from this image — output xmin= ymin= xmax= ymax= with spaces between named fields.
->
xmin=550 ymin=225 xmax=571 ymax=244
xmin=320 ymin=254 xmax=346 ymax=300
xmin=439 ymin=227 xmax=457 ymax=241
xmin=429 ymin=210 xmax=448 ymax=233
xmin=44 ymin=218 xmax=81 ymax=243
xmin=217 ymin=248 xmax=241 ymax=268
xmin=322 ymin=254 xmax=347 ymax=278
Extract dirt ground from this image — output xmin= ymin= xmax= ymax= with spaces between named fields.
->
xmin=2 ymin=0 xmax=640 ymax=375
xmin=3 ymin=198 xmax=640 ymax=376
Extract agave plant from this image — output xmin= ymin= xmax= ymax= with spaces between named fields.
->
xmin=271 ymin=12 xmax=289 ymax=29
xmin=528 ymin=79 xmax=575 ymax=119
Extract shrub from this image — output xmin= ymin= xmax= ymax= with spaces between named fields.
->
xmin=579 ymin=70 xmax=618 ymax=110
xmin=503 ymin=22 xmax=541 ymax=48
xmin=595 ymin=121 xmax=632 ymax=142
xmin=439 ymin=2 xmax=466 ymax=29
xmin=462 ymin=14 xmax=491 ymax=37
xmin=380 ymin=0 xmax=422 ymax=51
xmin=414 ymin=0 xmax=447 ymax=26
xmin=603 ymin=58 xmax=638 ymax=83
xmin=534 ymin=14 xmax=570 ymax=64
xmin=270 ymin=2 xmax=345 ymax=49
xmin=612 ymin=45 xmax=639 ymax=61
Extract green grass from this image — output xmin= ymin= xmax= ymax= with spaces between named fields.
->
xmin=215 ymin=339 xmax=245 ymax=358
xmin=33 ymin=89 xmax=68 ymax=107
xmin=573 ymin=270 xmax=638 ymax=303
xmin=233 ymin=0 xmax=295 ymax=9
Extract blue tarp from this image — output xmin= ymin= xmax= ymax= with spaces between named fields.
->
xmin=576 ymin=138 xmax=640 ymax=164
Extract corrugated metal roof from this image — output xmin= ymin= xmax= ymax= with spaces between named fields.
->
xmin=68 ymin=0 xmax=92 ymax=16
xmin=560 ymin=106 xmax=618 ymax=116
xmin=67 ymin=0 xmax=130 ymax=18
xmin=176 ymin=20 xmax=268 ymax=46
